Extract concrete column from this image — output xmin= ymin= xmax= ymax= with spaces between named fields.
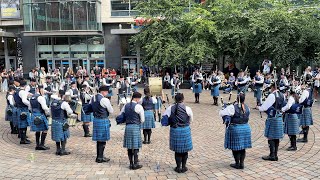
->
xmin=4 ymin=38 xmax=10 ymax=70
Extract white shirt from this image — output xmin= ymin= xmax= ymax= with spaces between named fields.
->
xmin=116 ymin=81 xmax=130 ymax=89
xmin=163 ymin=104 xmax=193 ymax=122
xmin=25 ymin=85 xmax=37 ymax=94
xmin=140 ymin=96 xmax=157 ymax=105
xmin=51 ymin=95 xmax=74 ymax=115
xmin=254 ymin=76 xmax=264 ymax=84
xmin=68 ymin=88 xmax=79 ymax=98
xmin=315 ymin=73 xmax=320 ymax=87
xmin=36 ymin=94 xmax=50 ymax=114
xmin=236 ymin=76 xmax=247 ymax=85
xmin=91 ymin=93 xmax=114 ymax=114
xmin=19 ymin=89 xmax=31 ymax=109
xmin=262 ymin=60 xmax=272 ymax=73
xmin=258 ymin=91 xmax=284 ymax=112
xmin=192 ymin=73 xmax=203 ymax=82
xmin=282 ymin=96 xmax=295 ymax=112
xmin=209 ymin=75 xmax=221 ymax=85
xmin=219 ymin=104 xmax=250 ymax=117
xmin=164 ymin=75 xmax=171 ymax=82
xmin=170 ymin=78 xmax=181 ymax=87
xmin=120 ymin=100 xmax=145 ymax=123
xmin=299 ymin=89 xmax=310 ymax=104
xmin=7 ymin=94 xmax=15 ymax=106
xmin=43 ymin=82 xmax=57 ymax=93
xmin=59 ymin=80 xmax=71 ymax=90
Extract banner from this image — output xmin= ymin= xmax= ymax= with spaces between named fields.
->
xmin=1 ymin=0 xmax=21 ymax=19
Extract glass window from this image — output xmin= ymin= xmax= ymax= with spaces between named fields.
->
xmin=88 ymin=36 xmax=104 ymax=59
xmin=37 ymin=37 xmax=52 ymax=59
xmin=32 ymin=3 xmax=46 ymax=31
xmin=7 ymin=38 xmax=17 ymax=56
xmin=88 ymin=1 xmax=97 ymax=30
xmin=47 ymin=2 xmax=60 ymax=30
xmin=73 ymin=1 xmax=88 ymax=30
xmin=53 ymin=37 xmax=69 ymax=58
xmin=111 ymin=0 xmax=129 ymax=16
xmin=70 ymin=37 xmax=87 ymax=59
xmin=60 ymin=1 xmax=73 ymax=30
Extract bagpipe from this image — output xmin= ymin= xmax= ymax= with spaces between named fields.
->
xmin=220 ymin=93 xmax=235 ymax=126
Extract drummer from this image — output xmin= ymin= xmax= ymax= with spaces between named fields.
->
xmin=51 ymin=90 xmax=76 ymax=156
xmin=80 ymin=84 xmax=93 ymax=137
xmin=68 ymin=81 xmax=79 ymax=101
xmin=43 ymin=76 xmax=56 ymax=106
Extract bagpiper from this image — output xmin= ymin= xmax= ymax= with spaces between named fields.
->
xmin=258 ymin=82 xmax=285 ymax=161
xmin=253 ymin=71 xmax=264 ymax=107
xmin=219 ymin=93 xmax=252 ymax=169
xmin=80 ymin=84 xmax=93 ymax=137
xmin=209 ymin=71 xmax=221 ymax=106
xmin=30 ymin=85 xmax=51 ymax=150
xmin=170 ymin=73 xmax=181 ymax=99
xmin=5 ymin=85 xmax=18 ymax=134
xmin=192 ymin=69 xmax=203 ymax=103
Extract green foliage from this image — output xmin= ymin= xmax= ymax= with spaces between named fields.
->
xmin=131 ymin=0 xmax=320 ymax=68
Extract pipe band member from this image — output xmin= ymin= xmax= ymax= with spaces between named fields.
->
xmin=192 ymin=69 xmax=203 ymax=103
xmin=69 ymin=81 xmax=79 ymax=101
xmin=51 ymin=90 xmax=75 ymax=156
xmin=80 ymin=84 xmax=93 ymax=137
xmin=253 ymin=71 xmax=264 ymax=107
xmin=281 ymin=89 xmax=301 ymax=151
xmin=25 ymin=78 xmax=37 ymax=95
xmin=6 ymin=85 xmax=18 ymax=134
xmin=258 ymin=82 xmax=285 ymax=161
xmin=162 ymin=93 xmax=193 ymax=173
xmin=30 ymin=85 xmax=51 ymax=150
xmin=120 ymin=92 xmax=145 ymax=170
xmin=297 ymin=83 xmax=314 ymax=143
xmin=13 ymin=80 xmax=32 ymax=144
xmin=209 ymin=72 xmax=221 ymax=106
xmin=91 ymin=85 xmax=114 ymax=163
xmin=236 ymin=71 xmax=248 ymax=95
xmin=140 ymin=87 xmax=157 ymax=144
xmin=219 ymin=93 xmax=252 ymax=169
xmin=170 ymin=74 xmax=181 ymax=99
xmin=116 ymin=76 xmax=130 ymax=104
xmin=43 ymin=76 xmax=56 ymax=106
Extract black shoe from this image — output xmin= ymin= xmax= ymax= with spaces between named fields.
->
xmin=287 ymin=147 xmax=297 ymax=151
xmin=103 ymin=157 xmax=110 ymax=162
xmin=129 ymin=164 xmax=134 ymax=170
xmin=131 ymin=164 xmax=143 ymax=170
xmin=230 ymin=164 xmax=242 ymax=169
xmin=297 ymin=138 xmax=308 ymax=143
xmin=20 ymin=141 xmax=31 ymax=144
xmin=60 ymin=151 xmax=71 ymax=156
xmin=262 ymin=155 xmax=277 ymax=161
xmin=147 ymin=141 xmax=151 ymax=144
xmin=143 ymin=141 xmax=147 ymax=144
xmin=25 ymin=139 xmax=31 ymax=143
xmin=174 ymin=167 xmax=182 ymax=173
xmin=84 ymin=134 xmax=92 ymax=137
xmin=181 ymin=167 xmax=188 ymax=173
xmin=36 ymin=145 xmax=50 ymax=150
xmin=56 ymin=151 xmax=61 ymax=155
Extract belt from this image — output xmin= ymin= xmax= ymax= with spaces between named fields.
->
xmin=230 ymin=122 xmax=248 ymax=125
xmin=94 ymin=116 xmax=109 ymax=119
xmin=145 ymin=109 xmax=154 ymax=111
xmin=171 ymin=124 xmax=189 ymax=128
xmin=126 ymin=122 xmax=140 ymax=125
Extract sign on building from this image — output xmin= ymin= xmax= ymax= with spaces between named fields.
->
xmin=1 ymin=0 xmax=20 ymax=19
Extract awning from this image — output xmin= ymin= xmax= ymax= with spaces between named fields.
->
xmin=0 ymin=31 xmax=16 ymax=37
xmin=22 ymin=30 xmax=103 ymax=37
xmin=111 ymin=29 xmax=139 ymax=35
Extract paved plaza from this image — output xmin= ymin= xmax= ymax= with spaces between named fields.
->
xmin=0 ymin=89 xmax=320 ymax=180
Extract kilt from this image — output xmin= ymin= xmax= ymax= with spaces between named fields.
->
xmin=154 ymin=100 xmax=162 ymax=110
xmin=192 ymin=83 xmax=202 ymax=94
xmin=11 ymin=107 xmax=18 ymax=127
xmin=31 ymin=112 xmax=49 ymax=132
xmin=284 ymin=114 xmax=300 ymax=135
xmin=299 ymin=107 xmax=313 ymax=126
xmin=92 ymin=118 xmax=110 ymax=142
xmin=17 ymin=107 xmax=31 ymax=129
xmin=5 ymin=106 xmax=11 ymax=122
xmin=254 ymin=87 xmax=262 ymax=100
xmin=141 ymin=110 xmax=155 ymax=129
xmin=264 ymin=115 xmax=284 ymax=139
xmin=211 ymin=85 xmax=220 ymax=97
xmin=51 ymin=119 xmax=70 ymax=142
xmin=107 ymin=87 xmax=114 ymax=97
xmin=171 ymin=88 xmax=180 ymax=96
xmin=81 ymin=111 xmax=93 ymax=123
xmin=123 ymin=124 xmax=142 ymax=149
xmin=170 ymin=126 xmax=193 ymax=153
xmin=224 ymin=124 xmax=252 ymax=151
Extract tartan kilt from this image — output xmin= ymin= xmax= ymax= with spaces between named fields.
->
xmin=170 ymin=126 xmax=193 ymax=153
xmin=11 ymin=107 xmax=18 ymax=127
xmin=51 ymin=119 xmax=70 ymax=142
xmin=284 ymin=114 xmax=300 ymax=135
xmin=264 ymin=115 xmax=284 ymax=139
xmin=92 ymin=118 xmax=110 ymax=142
xmin=123 ymin=124 xmax=142 ymax=149
xmin=192 ymin=83 xmax=202 ymax=94
xmin=299 ymin=107 xmax=313 ymax=126
xmin=5 ymin=106 xmax=11 ymax=122
xmin=141 ymin=111 xmax=155 ymax=129
xmin=224 ymin=124 xmax=252 ymax=150
xmin=17 ymin=107 xmax=31 ymax=129
xmin=154 ymin=100 xmax=162 ymax=110
xmin=81 ymin=111 xmax=93 ymax=123
xmin=254 ymin=87 xmax=262 ymax=100
xmin=30 ymin=112 xmax=49 ymax=132
xmin=211 ymin=85 xmax=220 ymax=97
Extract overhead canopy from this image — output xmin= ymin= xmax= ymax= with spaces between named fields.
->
xmin=22 ymin=30 xmax=103 ymax=37
xmin=111 ymin=29 xmax=139 ymax=35
xmin=0 ymin=30 xmax=16 ymax=37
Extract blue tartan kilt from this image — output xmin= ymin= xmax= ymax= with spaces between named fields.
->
xmin=171 ymin=88 xmax=180 ymax=96
xmin=264 ymin=115 xmax=284 ymax=139
xmin=11 ymin=107 xmax=18 ymax=126
xmin=141 ymin=110 xmax=155 ymax=129
xmin=51 ymin=118 xmax=70 ymax=142
xmin=254 ymin=88 xmax=262 ymax=99
xmin=17 ymin=107 xmax=31 ymax=129
xmin=154 ymin=100 xmax=162 ymax=110
xmin=299 ymin=107 xmax=313 ymax=126
xmin=170 ymin=126 xmax=193 ymax=153
xmin=211 ymin=85 xmax=220 ymax=97
xmin=224 ymin=124 xmax=252 ymax=151
xmin=192 ymin=83 xmax=202 ymax=94
xmin=284 ymin=114 xmax=300 ymax=135
xmin=81 ymin=111 xmax=93 ymax=123
xmin=92 ymin=118 xmax=110 ymax=142
xmin=31 ymin=112 xmax=49 ymax=132
xmin=5 ymin=106 xmax=11 ymax=122
xmin=123 ymin=124 xmax=142 ymax=149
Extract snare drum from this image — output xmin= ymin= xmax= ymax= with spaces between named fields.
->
xmin=67 ymin=117 xmax=77 ymax=127
xmin=75 ymin=101 xmax=82 ymax=115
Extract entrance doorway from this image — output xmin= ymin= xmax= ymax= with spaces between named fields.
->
xmin=39 ymin=59 xmax=48 ymax=72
